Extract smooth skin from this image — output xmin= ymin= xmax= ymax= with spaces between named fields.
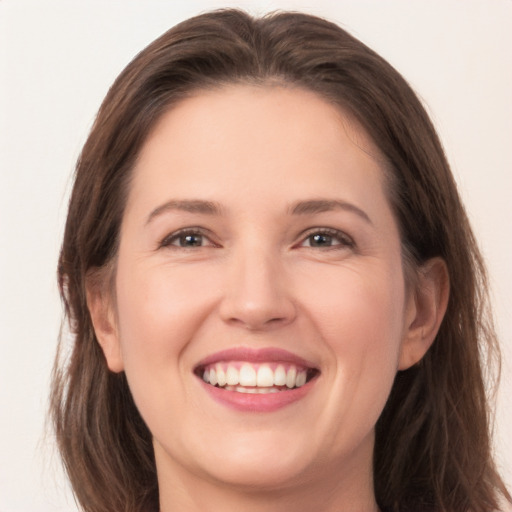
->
xmin=88 ymin=85 xmax=449 ymax=512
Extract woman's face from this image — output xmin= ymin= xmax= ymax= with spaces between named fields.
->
xmin=98 ymin=85 xmax=420 ymax=493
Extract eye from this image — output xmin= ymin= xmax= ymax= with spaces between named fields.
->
xmin=299 ymin=228 xmax=354 ymax=249
xmin=160 ymin=228 xmax=217 ymax=249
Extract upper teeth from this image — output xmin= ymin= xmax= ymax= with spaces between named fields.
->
xmin=202 ymin=362 xmax=308 ymax=389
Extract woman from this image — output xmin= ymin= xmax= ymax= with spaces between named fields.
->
xmin=50 ymin=9 xmax=511 ymax=512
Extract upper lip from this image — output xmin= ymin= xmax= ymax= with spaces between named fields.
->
xmin=194 ymin=347 xmax=319 ymax=370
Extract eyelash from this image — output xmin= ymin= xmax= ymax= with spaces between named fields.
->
xmin=159 ymin=228 xmax=216 ymax=249
xmin=298 ymin=227 xmax=355 ymax=250
xmin=159 ymin=227 xmax=355 ymax=250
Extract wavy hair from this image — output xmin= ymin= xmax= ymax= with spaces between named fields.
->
xmin=50 ymin=9 xmax=510 ymax=512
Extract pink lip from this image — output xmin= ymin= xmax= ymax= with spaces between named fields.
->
xmin=198 ymin=378 xmax=317 ymax=412
xmin=194 ymin=347 xmax=319 ymax=413
xmin=195 ymin=347 xmax=318 ymax=369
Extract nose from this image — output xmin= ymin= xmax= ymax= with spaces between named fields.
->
xmin=219 ymin=246 xmax=297 ymax=331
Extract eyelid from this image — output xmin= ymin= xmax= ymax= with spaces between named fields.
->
xmin=297 ymin=227 xmax=355 ymax=249
xmin=159 ymin=227 xmax=219 ymax=249
xmin=158 ymin=226 xmax=354 ymax=250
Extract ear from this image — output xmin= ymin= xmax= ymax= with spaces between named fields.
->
xmin=85 ymin=269 xmax=124 ymax=373
xmin=398 ymin=257 xmax=450 ymax=370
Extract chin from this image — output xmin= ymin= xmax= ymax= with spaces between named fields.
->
xmin=201 ymin=453 xmax=312 ymax=491
xmin=169 ymin=428 xmax=318 ymax=491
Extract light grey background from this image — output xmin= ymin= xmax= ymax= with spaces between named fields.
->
xmin=0 ymin=1 xmax=510 ymax=510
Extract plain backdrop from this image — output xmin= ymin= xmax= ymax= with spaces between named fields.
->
xmin=0 ymin=1 xmax=510 ymax=510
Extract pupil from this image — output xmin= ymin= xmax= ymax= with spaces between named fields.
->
xmin=311 ymin=234 xmax=331 ymax=246
xmin=181 ymin=234 xmax=202 ymax=246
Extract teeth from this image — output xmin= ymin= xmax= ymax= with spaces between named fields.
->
xmin=286 ymin=367 xmax=297 ymax=388
xmin=226 ymin=365 xmax=239 ymax=385
xmin=239 ymin=364 xmax=257 ymax=386
xmin=216 ymin=364 xmax=226 ymax=387
xmin=274 ymin=365 xmax=286 ymax=386
xmin=202 ymin=362 xmax=313 ymax=391
xmin=225 ymin=385 xmax=281 ymax=394
xmin=296 ymin=370 xmax=307 ymax=387
xmin=256 ymin=365 xmax=274 ymax=387
xmin=258 ymin=387 xmax=280 ymax=394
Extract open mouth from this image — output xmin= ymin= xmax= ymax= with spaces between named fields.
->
xmin=194 ymin=361 xmax=320 ymax=394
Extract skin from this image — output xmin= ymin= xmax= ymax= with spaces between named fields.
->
xmin=88 ymin=85 xmax=449 ymax=512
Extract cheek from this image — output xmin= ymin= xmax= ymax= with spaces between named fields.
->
xmin=113 ymin=261 xmax=218 ymax=378
xmin=299 ymin=261 xmax=405 ymax=390
xmin=300 ymin=263 xmax=406 ymax=446
xmin=112 ymin=262 xmax=221 ymax=437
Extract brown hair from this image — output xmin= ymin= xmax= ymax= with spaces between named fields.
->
xmin=51 ymin=9 xmax=510 ymax=512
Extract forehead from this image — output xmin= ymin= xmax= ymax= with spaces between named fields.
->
xmin=144 ymin=83 xmax=383 ymax=162
xmin=126 ymin=84 xmax=390 ymax=218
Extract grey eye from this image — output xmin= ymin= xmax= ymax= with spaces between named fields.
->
xmin=300 ymin=229 xmax=354 ymax=249
xmin=175 ymin=233 xmax=204 ymax=247
xmin=160 ymin=229 xmax=213 ymax=249
xmin=308 ymin=233 xmax=334 ymax=247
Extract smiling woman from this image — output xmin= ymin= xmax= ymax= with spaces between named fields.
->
xmin=50 ymin=8 xmax=511 ymax=512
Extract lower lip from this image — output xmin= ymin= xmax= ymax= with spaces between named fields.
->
xmin=198 ymin=378 xmax=317 ymax=412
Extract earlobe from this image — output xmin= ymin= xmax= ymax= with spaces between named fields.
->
xmin=85 ymin=269 xmax=124 ymax=373
xmin=398 ymin=257 xmax=450 ymax=370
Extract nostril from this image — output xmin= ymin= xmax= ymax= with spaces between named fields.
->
xmin=241 ymin=315 xmax=290 ymax=330
xmin=220 ymin=299 xmax=297 ymax=331
xmin=218 ymin=261 xmax=297 ymax=330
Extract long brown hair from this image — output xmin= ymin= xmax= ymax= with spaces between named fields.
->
xmin=51 ymin=9 xmax=510 ymax=512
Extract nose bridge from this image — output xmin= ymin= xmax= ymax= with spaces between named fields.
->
xmin=220 ymin=240 xmax=296 ymax=330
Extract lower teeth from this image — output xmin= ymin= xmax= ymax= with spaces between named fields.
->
xmin=223 ymin=385 xmax=285 ymax=394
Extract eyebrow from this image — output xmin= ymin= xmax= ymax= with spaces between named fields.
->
xmin=145 ymin=198 xmax=372 ymax=225
xmin=289 ymin=199 xmax=372 ymax=224
xmin=146 ymin=199 xmax=223 ymax=225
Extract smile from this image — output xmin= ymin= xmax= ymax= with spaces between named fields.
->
xmin=194 ymin=348 xmax=320 ymax=411
xmin=201 ymin=362 xmax=314 ymax=393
